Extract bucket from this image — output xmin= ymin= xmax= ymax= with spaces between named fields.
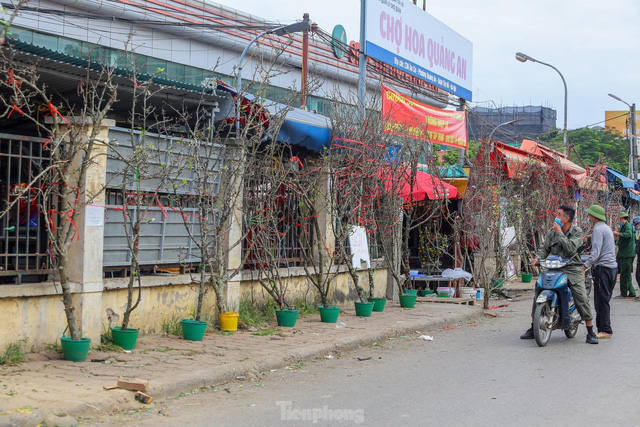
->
xmin=476 ymin=288 xmax=485 ymax=300
xmin=60 ymin=336 xmax=91 ymax=362
xmin=404 ymin=289 xmax=418 ymax=296
xmin=275 ymin=309 xmax=300 ymax=327
xmin=110 ymin=327 xmax=139 ymax=350
xmin=181 ymin=319 xmax=208 ymax=341
xmin=521 ymin=273 xmax=533 ymax=283
xmin=318 ymin=305 xmax=341 ymax=323
xmin=492 ymin=278 xmax=505 ymax=288
xmin=354 ymin=301 xmax=374 ymax=317
xmin=219 ymin=312 xmax=239 ymax=332
xmin=437 ymin=287 xmax=455 ymax=298
xmin=368 ymin=297 xmax=387 ymax=312
xmin=399 ymin=294 xmax=417 ymax=308
xmin=459 ymin=288 xmax=476 ymax=299
xmin=419 ymin=289 xmax=434 ymax=296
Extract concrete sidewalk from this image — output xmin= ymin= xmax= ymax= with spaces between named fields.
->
xmin=0 ymin=299 xmax=483 ymax=427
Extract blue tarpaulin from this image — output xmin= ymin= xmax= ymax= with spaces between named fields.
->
xmin=272 ymin=107 xmax=331 ymax=152
xmin=607 ymin=167 xmax=640 ymax=201
xmin=606 ymin=167 xmax=635 ymax=188
xmin=216 ymin=81 xmax=332 ymax=152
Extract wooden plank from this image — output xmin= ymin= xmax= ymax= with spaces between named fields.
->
xmin=417 ymin=297 xmax=476 ymax=306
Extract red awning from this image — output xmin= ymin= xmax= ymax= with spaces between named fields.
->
xmin=490 ymin=141 xmax=547 ymax=178
xmin=519 ymin=140 xmax=607 ymax=190
xmin=382 ymin=169 xmax=459 ymax=202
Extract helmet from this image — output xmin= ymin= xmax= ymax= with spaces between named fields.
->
xmin=632 ymin=216 xmax=640 ymax=226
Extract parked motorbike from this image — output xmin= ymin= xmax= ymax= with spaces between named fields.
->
xmin=532 ymin=246 xmax=586 ymax=347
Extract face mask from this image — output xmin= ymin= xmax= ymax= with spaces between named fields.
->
xmin=619 ymin=222 xmax=623 ymax=227
xmin=555 ymin=218 xmax=563 ymax=227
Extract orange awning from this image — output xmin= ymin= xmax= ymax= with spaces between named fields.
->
xmin=519 ymin=140 xmax=607 ymax=190
xmin=491 ymin=141 xmax=547 ymax=178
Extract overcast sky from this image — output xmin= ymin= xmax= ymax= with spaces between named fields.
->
xmin=214 ymin=0 xmax=640 ymax=129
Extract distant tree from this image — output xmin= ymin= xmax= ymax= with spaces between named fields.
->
xmin=439 ymin=148 xmax=459 ymax=166
xmin=542 ymin=127 xmax=628 ymax=173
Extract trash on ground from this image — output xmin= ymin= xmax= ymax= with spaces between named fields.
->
xmin=135 ymin=391 xmax=153 ymax=404
xmin=357 ymin=357 xmax=372 ymax=361
xmin=418 ymin=335 xmax=433 ymax=341
xmin=324 ymin=354 xmax=334 ymax=359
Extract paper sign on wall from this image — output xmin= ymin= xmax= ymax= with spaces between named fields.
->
xmin=85 ymin=204 xmax=104 ymax=227
xmin=348 ymin=226 xmax=371 ymax=270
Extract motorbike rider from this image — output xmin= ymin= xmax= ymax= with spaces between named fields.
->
xmin=521 ymin=204 xmax=598 ymax=344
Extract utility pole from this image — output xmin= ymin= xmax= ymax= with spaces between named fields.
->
xmin=631 ymin=103 xmax=638 ymax=182
xmin=357 ymin=0 xmax=367 ymax=119
xmin=458 ymin=98 xmax=466 ymax=165
xmin=300 ymin=13 xmax=310 ymax=109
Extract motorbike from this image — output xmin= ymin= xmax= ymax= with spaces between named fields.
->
xmin=532 ymin=246 xmax=586 ymax=347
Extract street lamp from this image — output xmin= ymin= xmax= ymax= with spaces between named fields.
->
xmin=515 ymin=52 xmax=569 ymax=158
xmin=609 ymin=93 xmax=638 ymax=180
xmin=488 ymin=118 xmax=524 ymax=146
xmin=235 ymin=21 xmax=312 ymax=136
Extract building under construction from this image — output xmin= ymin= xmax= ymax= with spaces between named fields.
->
xmin=468 ymin=105 xmax=557 ymax=145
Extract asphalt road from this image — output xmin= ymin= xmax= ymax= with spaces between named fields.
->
xmin=92 ymin=291 xmax=640 ymax=427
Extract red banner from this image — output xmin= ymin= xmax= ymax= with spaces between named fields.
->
xmin=381 ymin=86 xmax=468 ymax=149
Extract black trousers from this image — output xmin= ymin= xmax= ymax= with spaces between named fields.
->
xmin=593 ymin=265 xmax=617 ymax=334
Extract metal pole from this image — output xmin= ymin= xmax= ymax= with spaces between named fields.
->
xmin=236 ymin=30 xmax=270 ymax=137
xmin=515 ymin=53 xmax=568 ymax=157
xmin=357 ymin=0 xmax=367 ymax=119
xmin=488 ymin=118 xmax=524 ymax=146
xmin=300 ymin=13 xmax=310 ymax=109
xmin=458 ymin=98 xmax=466 ymax=165
xmin=534 ymin=61 xmax=569 ymax=159
xmin=631 ymin=103 xmax=638 ymax=181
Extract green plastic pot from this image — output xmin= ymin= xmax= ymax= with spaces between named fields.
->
xmin=318 ymin=305 xmax=341 ymax=323
xmin=521 ymin=273 xmax=533 ymax=283
xmin=354 ymin=301 xmax=374 ymax=317
xmin=419 ymin=289 xmax=434 ymax=296
xmin=368 ymin=297 xmax=387 ymax=312
xmin=275 ymin=309 xmax=300 ymax=327
xmin=111 ymin=327 xmax=139 ymax=350
xmin=404 ymin=289 xmax=418 ymax=296
xmin=492 ymin=278 xmax=505 ymax=288
xmin=60 ymin=336 xmax=91 ymax=362
xmin=181 ymin=319 xmax=208 ymax=341
xmin=399 ymin=294 xmax=417 ymax=308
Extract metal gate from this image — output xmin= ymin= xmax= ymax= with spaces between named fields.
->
xmin=103 ymin=127 xmax=213 ymax=275
xmin=0 ymin=133 xmax=52 ymax=284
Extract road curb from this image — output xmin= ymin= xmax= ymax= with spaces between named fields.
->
xmin=7 ymin=305 xmax=483 ymax=426
xmin=149 ymin=306 xmax=482 ymax=399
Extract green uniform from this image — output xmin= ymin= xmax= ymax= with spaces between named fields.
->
xmin=533 ymin=223 xmax=593 ymax=321
xmin=617 ymin=221 xmax=636 ymax=297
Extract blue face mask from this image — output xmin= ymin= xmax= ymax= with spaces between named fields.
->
xmin=555 ymin=218 xmax=563 ymax=227
xmin=619 ymin=222 xmax=623 ymax=227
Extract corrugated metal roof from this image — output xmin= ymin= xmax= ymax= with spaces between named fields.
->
xmin=4 ymin=38 xmax=230 ymax=99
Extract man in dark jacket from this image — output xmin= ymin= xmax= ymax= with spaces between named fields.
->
xmin=614 ymin=212 xmax=636 ymax=298
xmin=634 ymin=216 xmax=640 ymax=301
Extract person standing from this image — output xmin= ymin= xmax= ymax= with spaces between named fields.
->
xmin=583 ymin=204 xmax=618 ymax=339
xmin=614 ymin=212 xmax=636 ymax=298
xmin=634 ymin=216 xmax=640 ymax=301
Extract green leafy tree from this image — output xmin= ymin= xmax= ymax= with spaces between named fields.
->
xmin=542 ymin=127 xmax=628 ymax=173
